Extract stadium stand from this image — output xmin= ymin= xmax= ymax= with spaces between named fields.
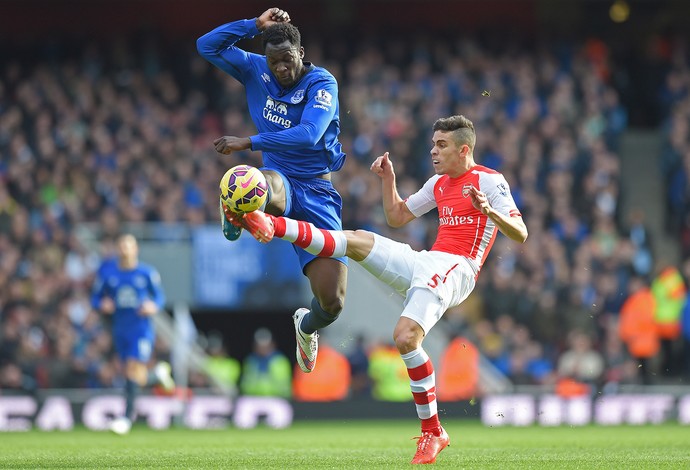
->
xmin=0 ymin=23 xmax=688 ymax=396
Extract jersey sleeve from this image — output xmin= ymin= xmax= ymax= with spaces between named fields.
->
xmin=196 ymin=19 xmax=261 ymax=83
xmin=480 ymin=172 xmax=521 ymax=218
xmin=405 ymin=175 xmax=441 ymax=217
xmin=146 ymin=267 xmax=166 ymax=310
xmin=249 ymin=77 xmax=338 ymax=151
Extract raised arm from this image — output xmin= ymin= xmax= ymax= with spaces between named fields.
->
xmin=197 ymin=8 xmax=291 ymax=81
xmin=370 ymin=152 xmax=416 ymax=227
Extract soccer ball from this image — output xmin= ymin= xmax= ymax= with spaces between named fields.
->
xmin=219 ymin=165 xmax=268 ymax=214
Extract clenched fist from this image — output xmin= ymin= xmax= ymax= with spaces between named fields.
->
xmin=256 ymin=7 xmax=291 ymax=31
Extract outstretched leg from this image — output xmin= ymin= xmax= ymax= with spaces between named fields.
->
xmin=271 ymin=214 xmax=374 ymax=261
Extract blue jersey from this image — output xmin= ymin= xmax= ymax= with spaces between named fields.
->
xmin=90 ymin=262 xmax=165 ymax=340
xmin=197 ymin=19 xmax=346 ymax=178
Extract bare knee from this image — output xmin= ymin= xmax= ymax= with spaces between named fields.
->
xmin=315 ymin=294 xmax=345 ymax=316
xmin=306 ymin=258 xmax=348 ymax=315
xmin=126 ymin=361 xmax=148 ymax=386
xmin=393 ymin=324 xmax=423 ymax=354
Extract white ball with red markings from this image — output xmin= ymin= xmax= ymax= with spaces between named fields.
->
xmin=219 ymin=165 xmax=268 ymax=214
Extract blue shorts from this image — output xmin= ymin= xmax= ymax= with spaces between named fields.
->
xmin=268 ymin=169 xmax=348 ymax=272
xmin=114 ymin=332 xmax=154 ymax=363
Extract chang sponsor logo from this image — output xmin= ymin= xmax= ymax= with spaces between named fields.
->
xmin=263 ymin=96 xmax=292 ymax=129
xmin=265 ymin=97 xmax=288 ymax=115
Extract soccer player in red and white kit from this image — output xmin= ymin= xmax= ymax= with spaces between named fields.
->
xmin=231 ymin=115 xmax=528 ymax=464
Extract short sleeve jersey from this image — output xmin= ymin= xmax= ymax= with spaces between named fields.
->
xmin=405 ymin=165 xmax=521 ymax=272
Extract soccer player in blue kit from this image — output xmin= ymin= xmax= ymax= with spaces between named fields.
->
xmin=91 ymin=234 xmax=174 ymax=434
xmin=197 ymin=7 xmax=347 ymax=373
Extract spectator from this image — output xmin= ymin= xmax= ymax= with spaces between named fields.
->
xmin=0 ymin=362 xmax=37 ymax=393
xmin=508 ymin=348 xmax=537 ymax=386
xmin=618 ymin=276 xmax=659 ymax=384
xmin=524 ymin=341 xmax=555 ymax=385
xmin=682 ymin=292 xmax=690 ymax=379
xmin=292 ymin=340 xmax=350 ymax=402
xmin=623 ymin=209 xmax=654 ymax=277
xmin=367 ymin=342 xmax=410 ymax=402
xmin=602 ymin=324 xmax=640 ymax=392
xmin=651 ymin=264 xmax=686 ymax=376
xmin=239 ymin=328 xmax=291 ymax=398
xmin=437 ymin=337 xmax=479 ymax=401
xmin=557 ymin=330 xmax=605 ymax=387
xmin=203 ymin=332 xmax=241 ymax=394
xmin=346 ymin=334 xmax=372 ymax=398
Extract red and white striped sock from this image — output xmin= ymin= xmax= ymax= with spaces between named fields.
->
xmin=401 ymin=347 xmax=441 ymax=435
xmin=271 ymin=215 xmax=347 ymax=258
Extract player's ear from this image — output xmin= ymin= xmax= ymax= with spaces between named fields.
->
xmin=299 ymin=46 xmax=305 ymax=59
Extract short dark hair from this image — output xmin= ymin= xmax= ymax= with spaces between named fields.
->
xmin=433 ymin=115 xmax=476 ymax=150
xmin=262 ymin=23 xmax=301 ymax=50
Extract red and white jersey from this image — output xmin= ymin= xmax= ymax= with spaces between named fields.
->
xmin=405 ymin=165 xmax=521 ymax=273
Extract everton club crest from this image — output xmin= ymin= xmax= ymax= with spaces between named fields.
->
xmin=291 ymin=89 xmax=305 ymax=104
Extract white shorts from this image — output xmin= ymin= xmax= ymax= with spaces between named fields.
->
xmin=359 ymin=234 xmax=477 ymax=333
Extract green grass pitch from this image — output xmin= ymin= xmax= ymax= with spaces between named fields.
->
xmin=1 ymin=420 xmax=689 ymax=469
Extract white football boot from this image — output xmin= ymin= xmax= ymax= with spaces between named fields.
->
xmin=109 ymin=417 xmax=132 ymax=435
xmin=293 ymin=308 xmax=319 ymax=373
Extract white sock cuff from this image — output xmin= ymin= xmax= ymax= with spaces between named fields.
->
xmin=283 ymin=219 xmax=299 ymax=242
xmin=332 ymin=231 xmax=348 ymax=258
xmin=400 ymin=347 xmax=428 ymax=368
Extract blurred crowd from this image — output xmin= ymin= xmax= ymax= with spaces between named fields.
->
xmin=1 ymin=30 xmax=690 ymax=397
xmin=662 ymin=38 xmax=690 ymax=256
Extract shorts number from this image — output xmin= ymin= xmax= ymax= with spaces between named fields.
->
xmin=427 ymin=263 xmax=460 ymax=288
xmin=427 ymin=274 xmax=443 ymax=289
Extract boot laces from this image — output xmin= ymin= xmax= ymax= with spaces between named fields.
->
xmin=412 ymin=432 xmax=434 ymax=454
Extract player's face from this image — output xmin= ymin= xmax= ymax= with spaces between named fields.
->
xmin=117 ymin=236 xmax=138 ymax=266
xmin=430 ymin=131 xmax=470 ymax=177
xmin=265 ymin=41 xmax=304 ymax=88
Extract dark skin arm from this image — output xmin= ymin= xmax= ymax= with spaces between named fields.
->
xmin=214 ymin=8 xmax=291 ymax=155
xmin=214 ymin=136 xmax=252 ymax=154
xmin=256 ymin=7 xmax=290 ymax=31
